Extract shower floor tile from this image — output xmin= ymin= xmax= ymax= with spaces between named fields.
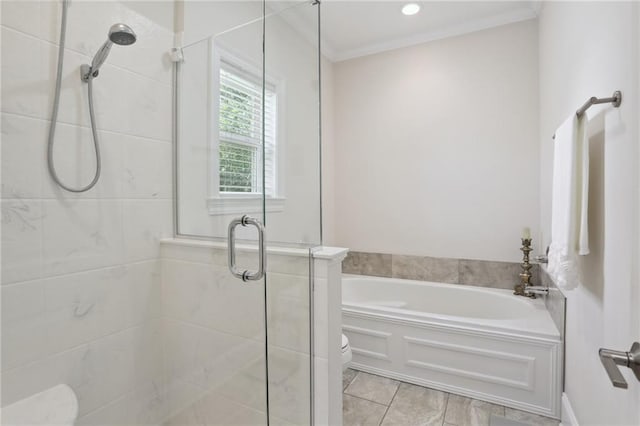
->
xmin=342 ymin=368 xmax=560 ymax=426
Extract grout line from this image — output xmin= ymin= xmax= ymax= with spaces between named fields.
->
xmin=0 ymin=24 xmax=173 ymax=88
xmin=2 ymin=317 xmax=163 ymax=375
xmin=343 ymin=394 xmax=388 ymax=409
xmin=342 ymin=373 xmax=558 ymax=426
xmin=343 ymin=393 xmax=390 ymax=408
xmin=377 ymin=381 xmax=401 ymax=426
xmin=1 ymin=258 xmax=162 ymax=288
xmin=1 ymin=197 xmax=173 ymax=202
xmin=343 ymin=369 xmax=359 ymax=391
xmin=0 ymin=110 xmax=173 ymax=145
xmin=342 ymin=371 xmax=397 ymax=408
xmin=442 ymin=392 xmax=451 ymax=426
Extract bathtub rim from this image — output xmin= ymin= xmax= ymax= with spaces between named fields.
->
xmin=342 ymin=274 xmax=561 ymax=341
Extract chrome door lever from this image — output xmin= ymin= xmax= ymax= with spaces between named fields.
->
xmin=599 ymin=342 xmax=640 ymax=389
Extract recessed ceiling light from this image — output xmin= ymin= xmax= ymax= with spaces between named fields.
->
xmin=402 ymin=3 xmax=420 ymax=16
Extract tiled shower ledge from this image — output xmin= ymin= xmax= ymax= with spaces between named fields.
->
xmin=160 ymin=237 xmax=347 ymax=259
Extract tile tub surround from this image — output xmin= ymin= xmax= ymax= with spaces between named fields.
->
xmin=342 ymin=369 xmax=560 ymax=426
xmin=343 ymin=251 xmax=542 ymax=290
xmin=342 ymin=252 xmax=393 ymax=278
xmin=1 ymin=1 xmax=174 ymax=424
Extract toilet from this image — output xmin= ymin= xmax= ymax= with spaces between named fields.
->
xmin=342 ymin=334 xmax=352 ymax=370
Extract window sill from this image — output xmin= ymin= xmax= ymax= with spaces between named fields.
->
xmin=207 ymin=196 xmax=285 ymax=215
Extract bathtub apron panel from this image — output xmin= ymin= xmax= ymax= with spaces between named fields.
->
xmin=342 ymin=275 xmax=562 ymax=419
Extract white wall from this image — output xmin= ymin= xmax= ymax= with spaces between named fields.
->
xmin=538 ymin=2 xmax=640 ymax=425
xmin=1 ymin=1 xmax=173 ymax=423
xmin=328 ymin=20 xmax=539 ymax=262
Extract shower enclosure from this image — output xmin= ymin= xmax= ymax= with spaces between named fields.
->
xmin=170 ymin=0 xmax=322 ymax=424
xmin=1 ymin=0 xmax=322 ymax=424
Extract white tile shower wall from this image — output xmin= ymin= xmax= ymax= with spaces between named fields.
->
xmin=1 ymin=1 xmax=174 ymax=424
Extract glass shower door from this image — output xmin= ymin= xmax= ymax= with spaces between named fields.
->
xmin=172 ymin=1 xmax=320 ymax=424
xmin=170 ymin=10 xmax=272 ymax=425
xmin=262 ymin=1 xmax=321 ymax=425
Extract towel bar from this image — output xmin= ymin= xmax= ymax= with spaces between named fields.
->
xmin=576 ymin=90 xmax=622 ymax=117
xmin=552 ymin=90 xmax=622 ymax=140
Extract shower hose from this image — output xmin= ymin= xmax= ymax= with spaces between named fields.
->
xmin=47 ymin=0 xmax=102 ymax=193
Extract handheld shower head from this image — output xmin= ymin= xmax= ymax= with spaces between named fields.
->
xmin=81 ymin=23 xmax=137 ymax=81
xmin=108 ymin=23 xmax=136 ymax=46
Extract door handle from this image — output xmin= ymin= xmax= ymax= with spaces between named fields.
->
xmin=599 ymin=342 xmax=640 ymax=389
xmin=228 ymin=215 xmax=266 ymax=282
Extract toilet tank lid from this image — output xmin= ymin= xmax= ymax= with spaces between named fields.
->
xmin=1 ymin=384 xmax=79 ymax=426
xmin=342 ymin=334 xmax=349 ymax=349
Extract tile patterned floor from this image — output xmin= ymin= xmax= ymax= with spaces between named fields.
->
xmin=343 ymin=369 xmax=559 ymax=426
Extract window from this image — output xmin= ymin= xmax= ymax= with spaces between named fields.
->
xmin=208 ymin=46 xmax=284 ymax=215
xmin=218 ymin=63 xmax=277 ymax=194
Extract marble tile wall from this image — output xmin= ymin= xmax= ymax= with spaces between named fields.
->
xmin=1 ymin=2 xmax=174 ymax=424
xmin=343 ymin=251 xmax=540 ymax=290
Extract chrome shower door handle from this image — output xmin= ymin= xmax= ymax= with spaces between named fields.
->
xmin=599 ymin=342 xmax=640 ymax=389
xmin=228 ymin=215 xmax=266 ymax=282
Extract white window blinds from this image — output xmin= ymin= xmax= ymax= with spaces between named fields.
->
xmin=218 ymin=60 xmax=277 ymax=195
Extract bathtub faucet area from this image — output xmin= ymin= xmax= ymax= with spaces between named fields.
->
xmin=524 ymin=286 xmax=550 ymax=297
xmin=514 ymin=236 xmax=538 ymax=298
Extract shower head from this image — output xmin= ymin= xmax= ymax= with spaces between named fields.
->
xmin=81 ymin=23 xmax=137 ymax=81
xmin=108 ymin=23 xmax=137 ymax=46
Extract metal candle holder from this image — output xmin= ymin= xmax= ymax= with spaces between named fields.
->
xmin=514 ymin=238 xmax=535 ymax=298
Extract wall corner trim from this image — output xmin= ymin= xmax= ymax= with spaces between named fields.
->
xmin=561 ymin=393 xmax=579 ymax=426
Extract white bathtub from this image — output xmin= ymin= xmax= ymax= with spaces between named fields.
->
xmin=342 ymin=275 xmax=562 ymax=418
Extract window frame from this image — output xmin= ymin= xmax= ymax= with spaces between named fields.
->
xmin=207 ymin=40 xmax=286 ymax=215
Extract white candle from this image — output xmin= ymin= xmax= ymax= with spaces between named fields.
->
xmin=522 ymin=227 xmax=531 ymax=240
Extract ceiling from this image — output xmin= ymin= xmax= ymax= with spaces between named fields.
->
xmin=272 ymin=1 xmax=540 ymax=62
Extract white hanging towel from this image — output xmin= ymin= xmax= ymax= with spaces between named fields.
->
xmin=547 ymin=114 xmax=590 ymax=290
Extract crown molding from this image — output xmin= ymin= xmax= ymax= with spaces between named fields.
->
xmin=266 ymin=1 xmax=539 ymax=63
xmin=331 ymin=7 xmax=538 ymax=62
